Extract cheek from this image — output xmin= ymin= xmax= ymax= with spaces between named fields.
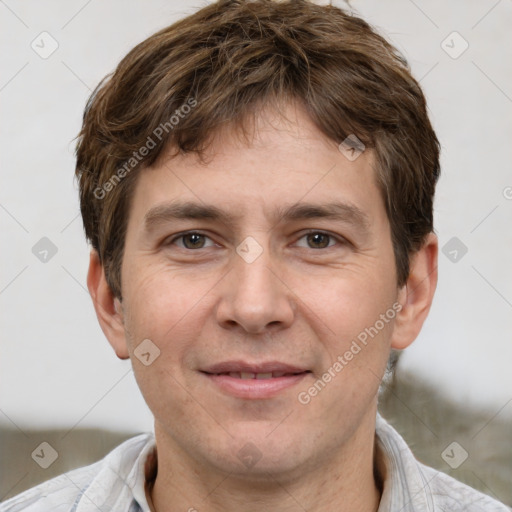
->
xmin=122 ymin=262 xmax=211 ymax=346
xmin=304 ymin=268 xmax=397 ymax=399
xmin=314 ymin=268 xmax=397 ymax=339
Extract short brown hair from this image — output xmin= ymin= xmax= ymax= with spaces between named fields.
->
xmin=75 ymin=0 xmax=440 ymax=301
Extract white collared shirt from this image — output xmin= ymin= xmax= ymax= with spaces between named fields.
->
xmin=1 ymin=414 xmax=509 ymax=511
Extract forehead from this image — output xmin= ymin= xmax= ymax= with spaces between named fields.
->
xmin=127 ymin=101 xmax=385 ymax=233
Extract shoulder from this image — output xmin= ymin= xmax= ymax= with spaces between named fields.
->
xmin=417 ymin=460 xmax=511 ymax=511
xmin=375 ymin=414 xmax=511 ymax=512
xmin=0 ymin=433 xmax=154 ymax=512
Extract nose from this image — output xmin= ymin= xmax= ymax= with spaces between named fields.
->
xmin=215 ymin=239 xmax=296 ymax=334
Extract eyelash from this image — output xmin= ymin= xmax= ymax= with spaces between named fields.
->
xmin=165 ymin=230 xmax=348 ymax=251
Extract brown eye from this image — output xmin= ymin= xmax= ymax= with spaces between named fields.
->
xmin=306 ymin=232 xmax=332 ymax=249
xmin=167 ymin=232 xmax=216 ymax=250
xmin=295 ymin=231 xmax=340 ymax=250
xmin=181 ymin=233 xmax=206 ymax=249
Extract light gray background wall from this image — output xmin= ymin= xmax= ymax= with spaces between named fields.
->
xmin=1 ymin=0 xmax=511 ymax=439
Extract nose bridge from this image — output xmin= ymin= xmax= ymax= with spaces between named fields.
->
xmin=216 ymin=234 xmax=295 ymax=333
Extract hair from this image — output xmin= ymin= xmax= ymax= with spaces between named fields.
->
xmin=75 ymin=0 xmax=440 ymax=302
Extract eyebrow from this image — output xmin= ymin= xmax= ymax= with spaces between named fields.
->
xmin=142 ymin=200 xmax=371 ymax=234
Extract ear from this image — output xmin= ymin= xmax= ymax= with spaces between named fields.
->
xmin=391 ymin=233 xmax=438 ymax=350
xmin=87 ymin=249 xmax=129 ymax=359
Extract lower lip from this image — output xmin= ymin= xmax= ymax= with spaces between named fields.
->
xmin=202 ymin=372 xmax=310 ymax=399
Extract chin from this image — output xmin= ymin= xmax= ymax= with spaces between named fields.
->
xmin=206 ymin=424 xmax=310 ymax=477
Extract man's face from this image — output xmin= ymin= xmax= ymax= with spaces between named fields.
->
xmin=117 ymin=102 xmax=402 ymax=476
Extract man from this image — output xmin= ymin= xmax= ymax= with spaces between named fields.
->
xmin=2 ymin=0 xmax=509 ymax=511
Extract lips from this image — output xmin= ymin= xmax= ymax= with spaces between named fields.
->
xmin=200 ymin=361 xmax=311 ymax=399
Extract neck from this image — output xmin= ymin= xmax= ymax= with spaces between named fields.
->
xmin=149 ymin=409 xmax=382 ymax=512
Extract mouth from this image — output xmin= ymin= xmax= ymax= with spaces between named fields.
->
xmin=200 ymin=361 xmax=312 ymax=399
xmin=211 ymin=371 xmax=306 ymax=379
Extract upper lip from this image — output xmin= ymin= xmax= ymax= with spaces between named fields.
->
xmin=201 ymin=361 xmax=310 ymax=374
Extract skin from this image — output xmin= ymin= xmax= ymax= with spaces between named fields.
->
xmin=88 ymin=100 xmax=438 ymax=512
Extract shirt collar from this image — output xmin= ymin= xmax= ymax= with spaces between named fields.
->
xmin=375 ymin=412 xmax=436 ymax=512
xmin=130 ymin=436 xmax=157 ymax=512
xmin=130 ymin=414 xmax=436 ymax=512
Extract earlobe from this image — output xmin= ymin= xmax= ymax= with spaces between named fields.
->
xmin=391 ymin=233 xmax=438 ymax=350
xmin=86 ymin=250 xmax=130 ymax=359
